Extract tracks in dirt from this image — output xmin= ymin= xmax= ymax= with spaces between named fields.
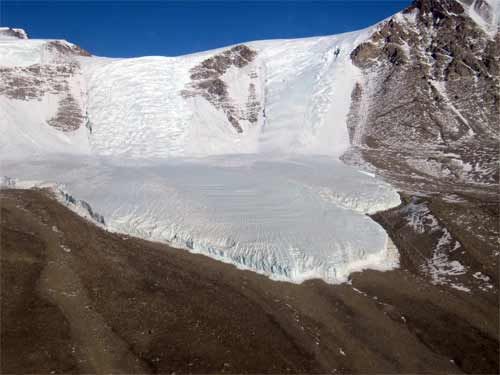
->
xmin=2 ymin=193 xmax=147 ymax=374
xmin=1 ymin=188 xmax=498 ymax=374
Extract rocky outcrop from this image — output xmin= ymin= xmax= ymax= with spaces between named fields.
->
xmin=246 ymin=82 xmax=260 ymax=124
xmin=45 ymin=40 xmax=91 ymax=59
xmin=181 ymin=45 xmax=259 ymax=133
xmin=47 ymin=94 xmax=85 ymax=132
xmin=0 ymin=63 xmax=78 ymax=100
xmin=348 ymin=0 xmax=499 ymax=186
xmin=0 ymin=27 xmax=28 ymax=39
xmin=345 ymin=1 xmax=499 ymax=308
xmin=0 ymin=38 xmax=90 ymax=133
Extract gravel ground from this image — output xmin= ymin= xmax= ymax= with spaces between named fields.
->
xmin=1 ymin=188 xmax=498 ymax=374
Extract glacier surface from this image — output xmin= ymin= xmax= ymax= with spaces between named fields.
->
xmin=2 ymin=155 xmax=400 ymax=283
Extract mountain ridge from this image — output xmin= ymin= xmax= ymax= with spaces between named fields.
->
xmin=1 ymin=0 xmax=497 ymax=165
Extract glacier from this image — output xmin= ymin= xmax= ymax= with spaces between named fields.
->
xmin=2 ymin=155 xmax=400 ymax=284
xmin=0 ymin=25 xmax=402 ymax=284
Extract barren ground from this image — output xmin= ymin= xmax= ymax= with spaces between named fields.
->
xmin=1 ymin=188 xmax=498 ymax=374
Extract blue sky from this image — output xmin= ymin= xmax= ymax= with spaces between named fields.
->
xmin=1 ymin=1 xmax=410 ymax=57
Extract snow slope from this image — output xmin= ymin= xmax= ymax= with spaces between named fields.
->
xmin=254 ymin=31 xmax=371 ymax=156
xmin=80 ymin=29 xmax=372 ymax=158
xmin=0 ymin=25 xmax=375 ymax=160
xmin=0 ymin=94 xmax=89 ymax=157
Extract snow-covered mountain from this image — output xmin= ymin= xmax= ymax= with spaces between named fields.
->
xmin=0 ymin=19 xmax=377 ymax=159
xmin=54 ymin=28 xmax=372 ymax=159
xmin=2 ymin=0 xmax=498 ymax=163
xmin=0 ymin=0 xmax=498 ymax=284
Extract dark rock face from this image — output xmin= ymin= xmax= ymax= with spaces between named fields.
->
xmin=348 ymin=0 xmax=499 ymax=186
xmin=0 ymin=63 xmax=86 ymax=132
xmin=411 ymin=0 xmax=465 ymax=21
xmin=181 ymin=45 xmax=260 ymax=133
xmin=0 ymin=63 xmax=78 ymax=100
xmin=246 ymin=83 xmax=260 ymax=124
xmin=47 ymin=94 xmax=85 ymax=132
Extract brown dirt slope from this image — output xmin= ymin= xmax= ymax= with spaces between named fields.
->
xmin=1 ymin=189 xmax=498 ymax=374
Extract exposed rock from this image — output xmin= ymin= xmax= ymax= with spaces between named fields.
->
xmin=45 ymin=40 xmax=91 ymax=58
xmin=350 ymin=42 xmax=380 ymax=68
xmin=345 ymin=1 xmax=499 ymax=312
xmin=47 ymin=94 xmax=86 ymax=132
xmin=181 ymin=45 xmax=259 ymax=133
xmin=246 ymin=83 xmax=260 ymax=124
xmin=0 ymin=27 xmax=28 ymax=40
xmin=0 ymin=63 xmax=78 ymax=100
xmin=0 ymin=38 xmax=88 ymax=133
xmin=348 ymin=0 xmax=499 ymax=186
xmin=410 ymin=0 xmax=465 ymax=22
